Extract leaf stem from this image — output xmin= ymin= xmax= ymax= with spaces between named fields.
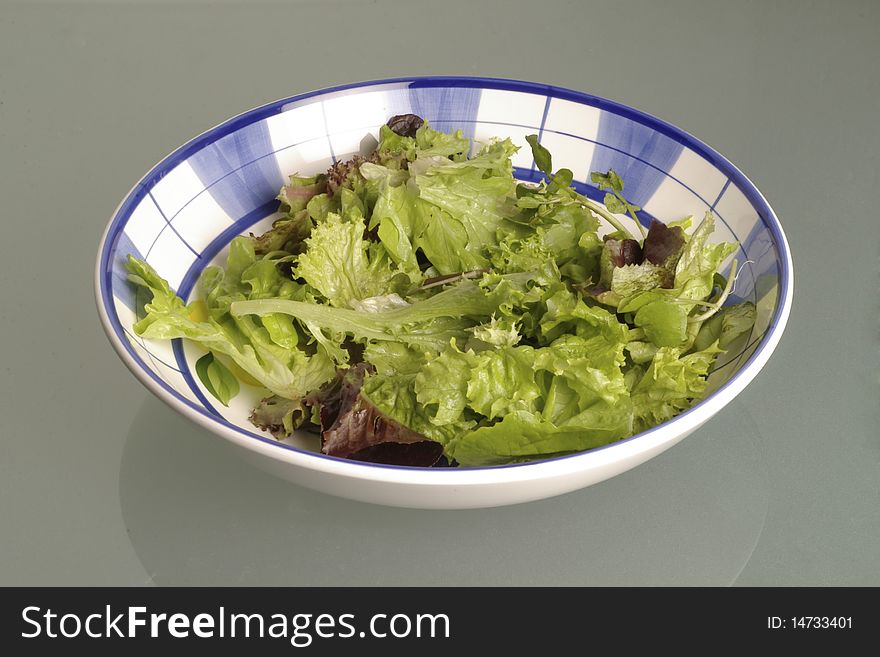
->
xmin=542 ymin=376 xmax=558 ymax=422
xmin=617 ymin=191 xmax=647 ymax=239
xmin=662 ymin=298 xmax=724 ymax=309
xmin=688 ymin=259 xmax=738 ymax=324
xmin=572 ymin=192 xmax=637 ymax=240
xmin=419 ymin=269 xmax=489 ymax=290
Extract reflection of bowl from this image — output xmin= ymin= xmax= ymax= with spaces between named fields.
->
xmin=95 ymin=77 xmax=793 ymax=509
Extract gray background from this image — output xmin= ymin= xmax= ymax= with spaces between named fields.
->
xmin=1 ymin=0 xmax=877 ymax=585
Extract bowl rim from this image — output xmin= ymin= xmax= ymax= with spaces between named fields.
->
xmin=95 ymin=75 xmax=794 ymax=485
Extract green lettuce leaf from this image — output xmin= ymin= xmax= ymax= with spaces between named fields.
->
xmin=231 ymin=278 xmax=517 ymax=351
xmin=361 ymin=373 xmax=473 ymax=446
xmin=539 ymin=288 xmax=629 ymax=345
xmin=540 ymin=202 xmax=602 ymax=284
xmin=625 ymin=340 xmax=658 ymax=365
xmin=370 ymin=183 xmax=423 ymax=277
xmin=362 ymin=341 xmax=427 ymax=377
xmin=414 ymin=202 xmax=483 ymax=274
xmin=376 ymin=121 xmax=471 ymax=162
xmin=633 ymin=300 xmax=689 ymax=347
xmin=608 ymin=213 xmax=739 ymax=349
xmin=534 ymin=334 xmax=630 ymax=426
xmin=445 ymin=380 xmax=635 ymax=467
xmin=370 ymin=135 xmax=521 ymax=276
xmin=414 ymin=343 xmax=477 ymax=425
xmin=431 ymin=334 xmax=631 ymax=466
xmin=415 ymin=123 xmax=471 ymax=159
xmin=356 ymin=328 xmax=634 ymax=468
xmin=295 ymin=212 xmax=396 ymax=308
xmin=277 ymin=174 xmax=326 ymax=214
xmin=127 ymin=256 xmax=335 ymax=400
xmin=489 ymin=231 xmax=555 ymax=275
xmin=611 ymin=262 xmax=670 ymax=299
xmin=692 ymin=301 xmax=756 ymax=352
xmin=467 ymin=315 xmax=521 ymax=349
xmin=412 ymin=139 xmax=519 ymax=273
xmin=673 ymin=212 xmax=737 ymax=302
xmin=359 ymin=161 xmax=408 ymax=190
xmin=376 ymin=124 xmax=418 ymax=160
xmin=306 ymin=193 xmax=336 ymax=222
xmin=197 ymin=238 xmax=306 ymax=356
xmin=631 ymin=342 xmax=723 ymax=433
xmin=466 ymin=346 xmax=542 ymax=419
xmin=195 ymin=352 xmax=240 ymax=406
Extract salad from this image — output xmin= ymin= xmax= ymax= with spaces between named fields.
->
xmin=127 ymin=114 xmax=755 ymax=467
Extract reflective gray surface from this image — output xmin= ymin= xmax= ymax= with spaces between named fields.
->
xmin=1 ymin=0 xmax=878 ymax=585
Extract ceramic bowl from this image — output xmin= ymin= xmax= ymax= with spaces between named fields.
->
xmin=95 ymin=77 xmax=793 ymax=509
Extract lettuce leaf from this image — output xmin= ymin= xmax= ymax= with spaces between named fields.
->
xmin=445 ymin=408 xmax=631 ymax=467
xmin=610 ymin=262 xmax=669 ymax=299
xmin=539 ymin=288 xmax=629 ymax=345
xmin=314 ymin=365 xmax=444 ymax=466
xmin=414 ymin=344 xmax=477 ymax=425
xmin=633 ymin=300 xmax=689 ymax=347
xmin=377 ymin=121 xmax=471 ymax=162
xmin=277 ymin=174 xmax=326 ymax=214
xmin=249 ymin=395 xmax=310 ymax=438
xmin=412 ymin=139 xmax=519 ymax=273
xmin=631 ymin=342 xmax=723 ymax=433
xmin=673 ymin=213 xmax=737 ymax=302
xmin=127 ymin=256 xmax=335 ymax=400
xmin=295 ymin=212 xmax=397 ymax=308
xmin=230 ymin=277 xmax=518 ymax=351
xmin=363 ymin=341 xmax=427 ymax=377
xmin=417 ymin=334 xmax=631 ymax=466
xmin=370 ymin=148 xmax=520 ymax=276
xmin=446 ymin=335 xmax=632 ymax=466
xmin=467 ymin=315 xmax=522 ymax=349
xmin=369 ymin=184 xmax=424 ymax=277
xmin=692 ymin=301 xmax=756 ymax=352
xmin=608 ymin=213 xmax=738 ymax=349
xmin=361 ymin=373 xmax=473 ymax=446
xmin=541 ymin=202 xmax=602 ymax=284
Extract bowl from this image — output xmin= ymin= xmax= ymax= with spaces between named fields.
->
xmin=95 ymin=77 xmax=793 ymax=509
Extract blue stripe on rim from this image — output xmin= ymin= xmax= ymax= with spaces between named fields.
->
xmin=590 ymin=111 xmax=685 ymax=213
xmin=188 ymin=120 xmax=285 ymax=220
xmin=98 ymin=76 xmax=792 ymax=472
xmin=110 ymin=230 xmax=144 ymax=312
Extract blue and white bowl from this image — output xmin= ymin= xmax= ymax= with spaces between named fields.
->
xmin=95 ymin=77 xmax=793 ymax=509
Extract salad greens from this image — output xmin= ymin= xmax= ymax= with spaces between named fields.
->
xmin=127 ymin=114 xmax=755 ymax=467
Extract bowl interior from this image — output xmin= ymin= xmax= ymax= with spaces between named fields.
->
xmin=98 ymin=78 xmax=788 ymax=465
